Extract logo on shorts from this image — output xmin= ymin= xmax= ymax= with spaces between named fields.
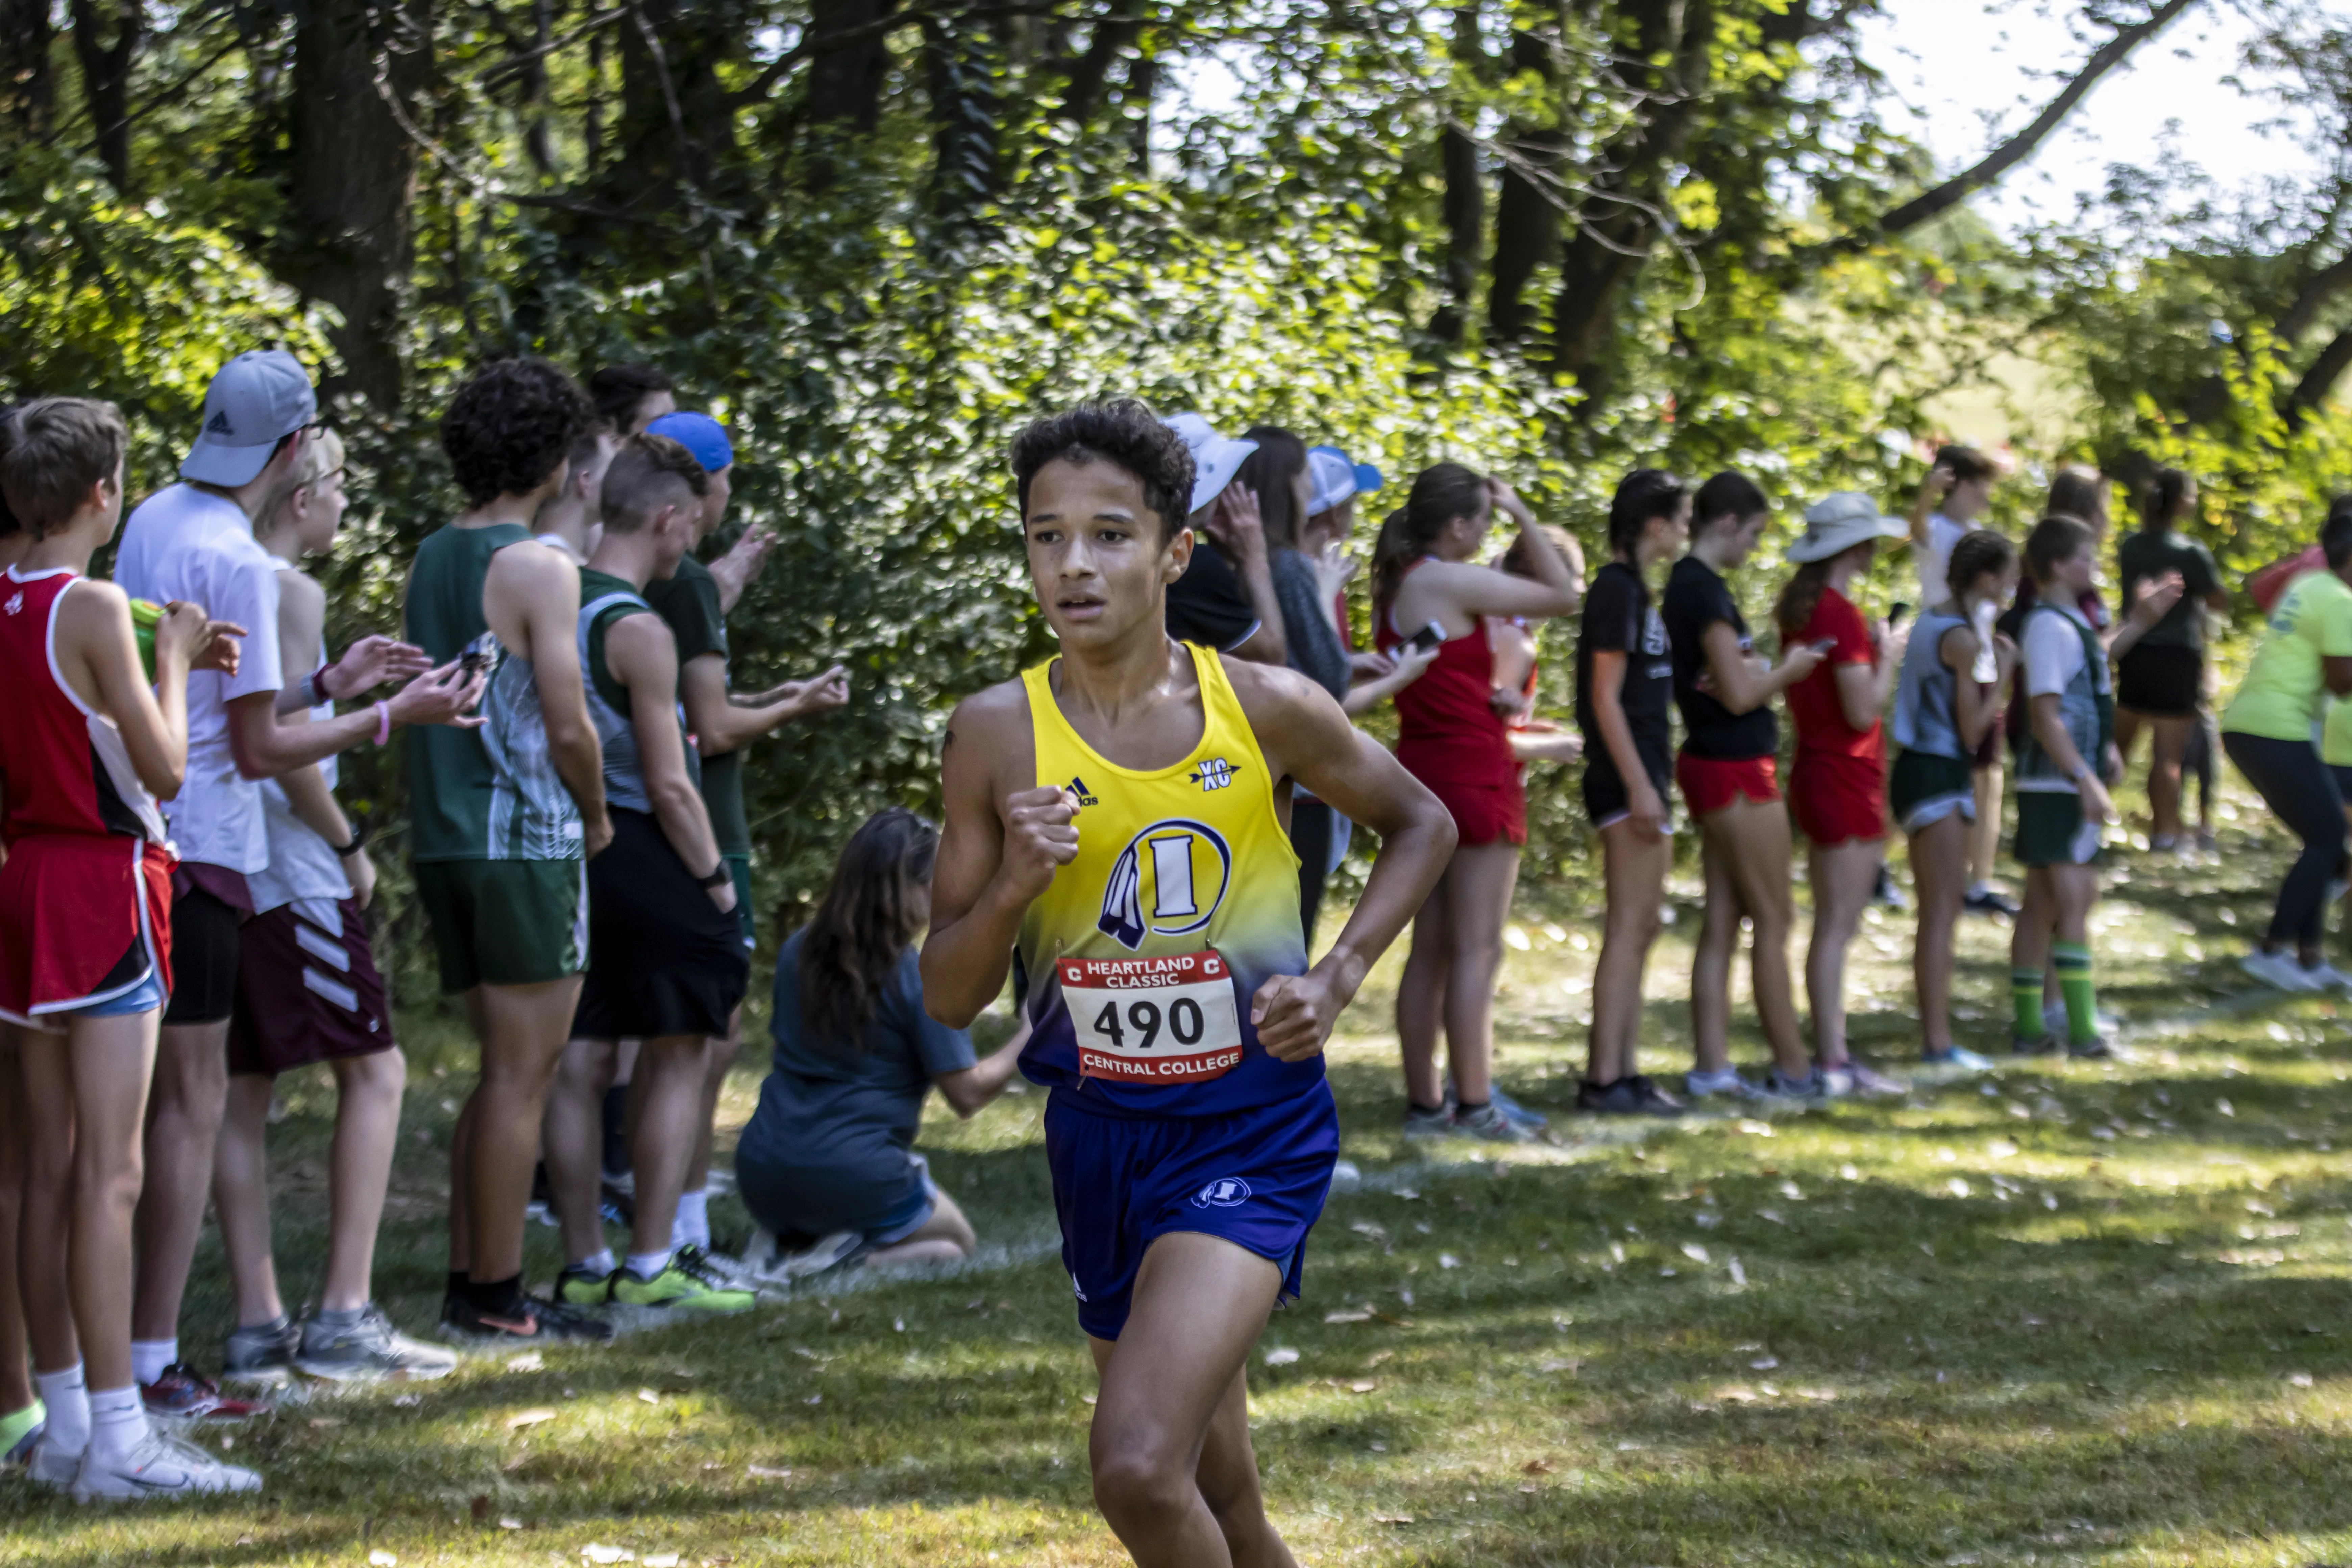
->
xmin=1097 ymin=819 xmax=1233 ymax=950
xmin=1191 ymin=1177 xmax=1252 ymax=1209
xmin=1070 ymin=1273 xmax=1089 ymax=1302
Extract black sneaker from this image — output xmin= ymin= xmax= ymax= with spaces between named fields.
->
xmin=1964 ymin=886 xmax=2021 ymax=918
xmin=1577 ymin=1076 xmax=1683 ymax=1116
xmin=440 ymin=1289 xmax=615 ymax=1344
xmin=1625 ymin=1075 xmax=1685 ymax=1114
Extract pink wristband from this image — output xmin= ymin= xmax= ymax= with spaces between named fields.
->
xmin=373 ymin=700 xmax=392 ymax=746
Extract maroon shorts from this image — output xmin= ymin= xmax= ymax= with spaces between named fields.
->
xmin=1427 ymin=776 xmax=1527 ymax=848
xmin=1788 ymin=755 xmax=1887 ymax=847
xmin=1675 ymin=753 xmax=1779 ymax=819
xmin=226 ymin=897 xmax=396 ymax=1077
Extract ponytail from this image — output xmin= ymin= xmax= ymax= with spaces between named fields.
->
xmin=1772 ymin=560 xmax=1833 ymax=641
xmin=1371 ymin=461 xmax=1488 ymax=616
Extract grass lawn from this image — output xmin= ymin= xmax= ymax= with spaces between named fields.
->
xmin=7 ymin=783 xmax=2352 ymax=1566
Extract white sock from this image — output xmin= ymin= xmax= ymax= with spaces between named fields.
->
xmin=33 ymin=1364 xmax=89 ymax=1454
xmin=575 ymin=1248 xmax=616 ymax=1278
xmin=675 ymin=1189 xmax=710 ymax=1249
xmin=129 ymin=1339 xmax=176 ymax=1386
xmin=87 ymin=1384 xmax=148 ymax=1462
xmin=624 ymin=1248 xmax=672 ymax=1279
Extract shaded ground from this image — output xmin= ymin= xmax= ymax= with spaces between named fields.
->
xmin=6 ymin=782 xmax=2351 ymax=1566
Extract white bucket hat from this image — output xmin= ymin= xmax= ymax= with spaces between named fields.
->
xmin=1164 ymin=413 xmax=1258 ymax=516
xmin=1786 ymin=491 xmax=1910 ymax=563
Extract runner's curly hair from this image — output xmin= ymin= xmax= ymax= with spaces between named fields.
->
xmin=1010 ymin=400 xmax=1195 ymax=543
xmin=441 ymin=358 xmax=596 ymax=506
xmin=799 ymin=808 xmax=940 ymax=1045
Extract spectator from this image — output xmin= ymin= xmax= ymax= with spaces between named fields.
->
xmin=589 ymin=364 xmax=676 ymax=435
xmin=2114 ymin=468 xmax=2228 ymax=851
xmin=734 ymin=810 xmax=1024 ymax=1271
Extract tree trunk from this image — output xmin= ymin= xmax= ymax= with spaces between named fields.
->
xmin=286 ymin=0 xmax=429 ymax=409
xmin=1487 ymin=21 xmax=1561 ymax=344
xmin=68 ymin=0 xmax=142 ymax=194
xmin=0 ymin=0 xmax=54 ymax=143
xmin=923 ymin=10 xmax=1000 ymax=220
xmin=617 ymin=0 xmax=742 ymax=196
xmin=1549 ymin=0 xmax=1715 ymax=402
xmin=1430 ymin=4 xmax=1484 ymax=344
xmin=1123 ymin=49 xmax=1154 ymax=171
xmin=805 ymin=0 xmax=899 ymax=132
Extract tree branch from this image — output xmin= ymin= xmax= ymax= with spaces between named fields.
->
xmin=1846 ymin=0 xmax=2199 ymax=245
xmin=2277 ymin=250 xmax=2352 ymax=344
xmin=725 ymin=0 xmax=1063 ymax=112
xmin=2288 ymin=321 xmax=2352 ymax=423
xmin=479 ymin=6 xmax=625 ymax=87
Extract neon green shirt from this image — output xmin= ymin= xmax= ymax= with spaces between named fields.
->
xmin=2224 ymin=569 xmax=2352 ymax=743
xmin=2326 ymin=695 xmax=2352 ymax=767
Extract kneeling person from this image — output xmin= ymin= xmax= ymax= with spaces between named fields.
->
xmin=921 ymin=401 xmax=1455 ymax=1566
xmin=559 ymin=436 xmax=752 ymax=1313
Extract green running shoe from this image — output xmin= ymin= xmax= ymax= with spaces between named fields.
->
xmin=557 ymin=1263 xmax=615 ymax=1307
xmin=609 ymin=1249 xmax=756 ymax=1314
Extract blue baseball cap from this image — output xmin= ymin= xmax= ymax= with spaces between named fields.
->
xmin=1306 ymin=446 xmax=1384 ymax=517
xmin=644 ymin=411 xmax=733 ymax=474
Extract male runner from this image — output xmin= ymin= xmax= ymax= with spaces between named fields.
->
xmin=212 ymin=426 xmax=458 ymax=1384
xmin=112 ymin=351 xmax=478 ymax=1417
xmin=1 ymin=396 xmax=256 ymax=1496
xmin=403 ymin=359 xmax=614 ymax=1343
xmin=922 ymin=401 xmax=1455 ymax=1567
xmin=590 ymin=363 xmax=676 ymax=435
xmin=552 ymin=435 xmax=753 ymax=1313
xmin=534 ymin=422 xmax=622 ymax=565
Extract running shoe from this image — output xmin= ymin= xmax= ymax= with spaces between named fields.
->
xmin=2241 ymin=948 xmax=2324 ymax=993
xmin=1577 ymin=1076 xmax=1684 ymax=1116
xmin=72 ymin=1427 xmax=260 ymax=1501
xmin=2196 ymin=830 xmax=2219 ymax=853
xmin=2065 ymin=1035 xmax=2116 ymax=1061
xmin=1873 ymin=864 xmax=1908 ymax=910
xmin=1820 ymin=1061 xmax=1907 ymax=1097
xmin=26 ymin=1436 xmax=79 ymax=1490
xmin=2012 ymin=1031 xmax=2059 ymax=1056
xmin=440 ymin=1289 xmax=615 ymax=1344
xmin=769 ymin=1230 xmax=863 ymax=1281
xmin=141 ymin=1363 xmax=269 ymax=1422
xmin=2041 ymin=1001 xmax=2122 ymax=1038
xmin=0 ymin=1400 xmax=43 ymax=1466
xmin=1963 ymin=885 xmax=2021 ymax=918
xmin=1683 ymin=1068 xmax=1763 ymax=1100
xmin=1441 ymin=1085 xmax=1550 ymax=1130
xmin=222 ymin=1314 xmax=300 ymax=1386
xmin=1918 ymin=1046 xmax=1996 ymax=1073
xmin=295 ymin=1306 xmax=459 ymax=1382
xmin=1762 ymin=1067 xmax=1821 ymax=1098
xmin=2303 ymin=961 xmax=2352 ymax=994
xmin=557 ymin=1263 xmax=616 ymax=1307
xmin=1400 ymin=1104 xmax=1453 ymax=1140
xmin=1448 ymin=1102 xmax=1536 ymax=1143
xmin=2149 ymin=832 xmax=2177 ymax=853
xmin=608 ymin=1251 xmax=757 ymax=1314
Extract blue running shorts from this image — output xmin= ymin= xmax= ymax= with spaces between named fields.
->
xmin=1043 ymin=1080 xmax=1340 ymax=1341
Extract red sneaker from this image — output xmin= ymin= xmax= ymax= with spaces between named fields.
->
xmin=141 ymin=1362 xmax=272 ymax=1421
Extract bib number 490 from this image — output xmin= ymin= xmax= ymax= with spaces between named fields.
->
xmin=1058 ymin=950 xmax=1243 ymax=1084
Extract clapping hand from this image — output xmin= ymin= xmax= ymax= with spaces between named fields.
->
xmin=324 ymin=634 xmax=432 ymax=699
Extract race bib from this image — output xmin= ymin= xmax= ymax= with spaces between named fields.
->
xmin=1057 ymin=950 xmax=1243 ymax=1084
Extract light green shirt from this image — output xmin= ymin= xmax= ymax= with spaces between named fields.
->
xmin=2224 ymin=569 xmax=2352 ymax=743
xmin=2325 ymin=694 xmax=2352 ymax=767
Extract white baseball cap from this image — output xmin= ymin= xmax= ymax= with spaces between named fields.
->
xmin=1306 ymin=446 xmax=1385 ymax=517
xmin=1165 ymin=412 xmax=1258 ymax=516
xmin=182 ymin=350 xmax=317 ymax=487
xmin=1786 ymin=491 xmax=1910 ymax=563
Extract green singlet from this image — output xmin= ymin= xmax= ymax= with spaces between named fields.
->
xmin=644 ymin=554 xmax=751 ymax=858
xmin=405 ymin=520 xmax=531 ymax=863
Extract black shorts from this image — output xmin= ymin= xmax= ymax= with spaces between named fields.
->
xmin=2116 ymin=643 xmax=2203 ymax=716
xmin=163 ymin=884 xmax=242 ymax=1025
xmin=2330 ymin=765 xmax=2352 ymax=800
xmin=1581 ymin=746 xmax=1670 ymax=830
xmin=571 ymin=809 xmax=749 ymax=1041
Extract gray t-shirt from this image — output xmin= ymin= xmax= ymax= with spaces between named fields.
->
xmin=733 ymin=933 xmax=975 ymax=1230
xmin=1271 ymin=548 xmax=1349 ymax=702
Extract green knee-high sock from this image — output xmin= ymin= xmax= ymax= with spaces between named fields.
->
xmin=2012 ymin=968 xmax=2044 ymax=1039
xmin=2053 ymin=942 xmax=2098 ymax=1043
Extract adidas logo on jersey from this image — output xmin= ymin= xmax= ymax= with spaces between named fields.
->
xmin=1189 ymin=756 xmax=1239 ymax=792
xmin=1066 ymin=775 xmax=1099 ymax=807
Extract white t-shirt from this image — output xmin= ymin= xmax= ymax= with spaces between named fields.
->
xmin=1915 ymin=511 xmax=1969 ymax=607
xmin=248 ymin=558 xmax=352 ymax=913
xmin=2018 ymin=598 xmax=2107 ymax=794
xmin=113 ymin=484 xmax=285 ymax=873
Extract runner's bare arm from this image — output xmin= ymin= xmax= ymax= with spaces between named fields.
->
xmin=57 ymin=579 xmax=205 ymax=799
xmin=1226 ymin=660 xmax=1456 ymax=1059
xmin=268 ymin=570 xmax=357 ymax=848
xmin=921 ymin=684 xmax=1069 ymax=1027
xmin=608 ymin=614 xmax=730 ymax=907
xmin=495 ymin=542 xmax=611 ymax=854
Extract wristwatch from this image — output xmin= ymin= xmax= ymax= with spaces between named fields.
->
xmin=699 ymin=862 xmax=732 ymax=890
xmin=328 ymin=821 xmax=371 ymax=858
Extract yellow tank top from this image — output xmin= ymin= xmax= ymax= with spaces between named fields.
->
xmin=1015 ymin=642 xmax=1316 ymax=1116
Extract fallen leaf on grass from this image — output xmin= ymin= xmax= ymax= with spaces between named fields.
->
xmin=1438 ymin=1254 xmax=1461 ymax=1270
xmin=1750 ymin=1356 xmax=1779 ymax=1371
xmin=1521 ymin=1457 xmax=1557 ymax=1475
xmin=2217 ymin=1098 xmax=2235 ymax=1117
xmin=745 ymin=1464 xmax=793 ymax=1479
xmin=507 ymin=1352 xmax=544 ymax=1372
xmin=1324 ymin=1309 xmax=1373 ymax=1324
xmin=1362 ymin=1350 xmax=1394 ymax=1369
xmin=506 ymin=1408 xmax=558 ymax=1431
xmin=1736 ymin=1119 xmax=1774 ymax=1138
xmin=308 ymin=1417 xmax=340 ymax=1429
xmin=637 ymin=1389 xmax=660 ymax=1405
xmin=645 ymin=1555 xmax=680 ymax=1567
xmin=581 ymin=1546 xmax=633 ymax=1565
xmin=1264 ymin=1347 xmax=1300 ymax=1366
xmin=1796 ymin=1388 xmax=1839 ymax=1402
xmin=1715 ymin=1386 xmax=1758 ymax=1403
xmin=392 ymin=1394 xmax=420 ymax=1408
xmin=1681 ymin=1244 xmax=1709 ymax=1263
xmin=500 ymin=1518 xmax=523 ymax=1530
xmin=369 ymin=1553 xmax=397 ymax=1567
xmin=1371 ymin=1513 xmax=1414 ymax=1525
xmin=2290 ymin=1372 xmax=2315 ymax=1388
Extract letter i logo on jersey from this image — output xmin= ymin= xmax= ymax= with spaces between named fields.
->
xmin=1097 ymin=819 xmax=1233 ymax=950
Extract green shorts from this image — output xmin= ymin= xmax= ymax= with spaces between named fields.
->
xmin=2013 ymin=791 xmax=2104 ymax=868
xmin=727 ymin=853 xmax=755 ymax=953
xmin=413 ymin=858 xmax=588 ymax=994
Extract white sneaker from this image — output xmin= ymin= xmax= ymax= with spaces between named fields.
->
xmin=2242 ymin=949 xmax=2323 ymax=993
xmin=1683 ymin=1068 xmax=1762 ymax=1100
xmin=1820 ymin=1062 xmax=1908 ymax=1098
xmin=769 ymin=1230 xmax=862 ymax=1281
xmin=72 ymin=1427 xmax=261 ymax=1501
xmin=26 ymin=1436 xmax=82 ymax=1490
xmin=2302 ymin=961 xmax=2352 ymax=994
